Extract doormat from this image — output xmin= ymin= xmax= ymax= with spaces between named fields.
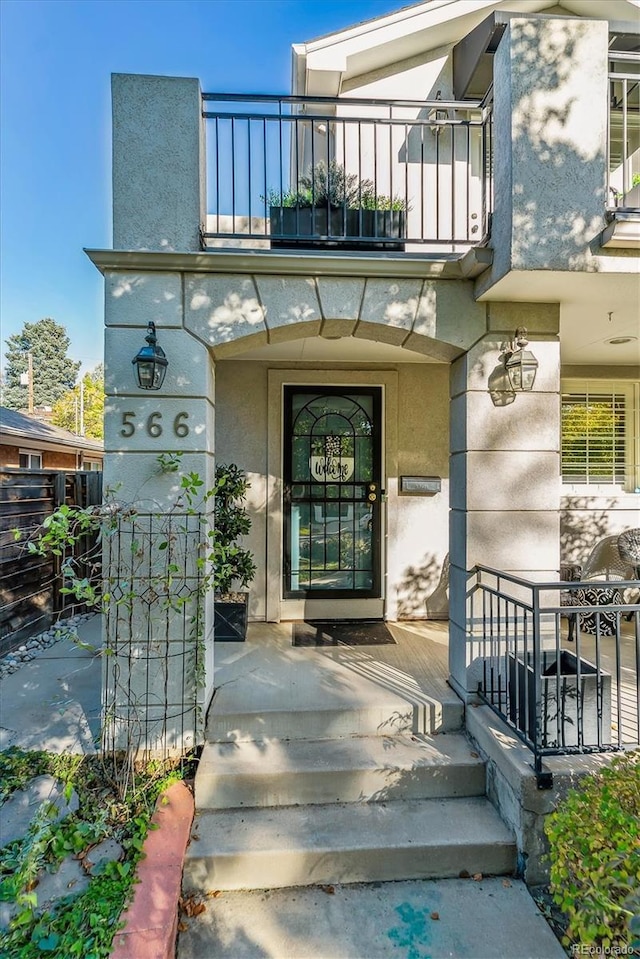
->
xmin=293 ymin=620 xmax=396 ymax=647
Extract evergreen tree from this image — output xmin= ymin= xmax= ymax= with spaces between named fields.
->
xmin=51 ymin=365 xmax=105 ymax=439
xmin=3 ymin=318 xmax=81 ymax=411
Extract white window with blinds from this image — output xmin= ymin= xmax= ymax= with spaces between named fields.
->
xmin=561 ymin=380 xmax=639 ymax=491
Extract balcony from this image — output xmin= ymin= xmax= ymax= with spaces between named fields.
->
xmin=201 ymin=93 xmax=494 ymax=254
xmin=604 ymin=52 xmax=640 ymax=248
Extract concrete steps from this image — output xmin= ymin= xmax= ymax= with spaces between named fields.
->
xmin=184 ymin=796 xmax=517 ymax=891
xmin=206 ymin=697 xmax=463 ymax=743
xmin=195 ymin=732 xmax=486 ymax=809
xmin=190 ymin=686 xmax=516 ymax=893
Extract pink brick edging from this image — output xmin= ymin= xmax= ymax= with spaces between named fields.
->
xmin=110 ymin=780 xmax=194 ymax=959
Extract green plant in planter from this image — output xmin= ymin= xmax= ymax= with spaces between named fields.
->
xmin=297 ymin=160 xmax=374 ymax=208
xmin=267 ymin=161 xmax=409 ymax=248
xmin=211 ymin=462 xmax=256 ymax=598
xmin=210 ymin=463 xmax=256 ymax=643
xmin=360 ymin=192 xmax=408 ymax=211
xmin=266 ymin=160 xmax=409 ymax=211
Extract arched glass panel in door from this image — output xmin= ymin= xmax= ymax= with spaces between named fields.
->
xmin=284 ymin=387 xmax=382 ymax=598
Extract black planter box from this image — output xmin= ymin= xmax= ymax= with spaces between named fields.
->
xmin=508 ymin=650 xmax=611 ymax=748
xmin=270 ymin=206 xmax=405 ymax=250
xmin=214 ymin=596 xmax=248 ymax=642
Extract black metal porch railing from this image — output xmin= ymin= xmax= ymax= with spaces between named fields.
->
xmin=470 ymin=566 xmax=640 ymax=786
xmin=202 ymin=92 xmax=493 ymax=249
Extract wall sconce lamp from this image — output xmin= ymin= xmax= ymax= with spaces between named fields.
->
xmin=429 ymin=90 xmax=447 ymax=134
xmin=132 ymin=322 xmax=168 ymax=390
xmin=501 ymin=328 xmax=539 ymax=392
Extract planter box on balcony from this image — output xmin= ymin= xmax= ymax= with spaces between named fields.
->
xmin=270 ymin=206 xmax=405 ymax=250
xmin=214 ymin=593 xmax=248 ymax=642
xmin=508 ymin=650 xmax=611 ymax=749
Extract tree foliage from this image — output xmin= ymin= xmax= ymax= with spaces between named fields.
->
xmin=51 ymin=365 xmax=105 ymax=439
xmin=3 ymin=318 xmax=81 ymax=411
xmin=545 ymin=751 xmax=640 ymax=950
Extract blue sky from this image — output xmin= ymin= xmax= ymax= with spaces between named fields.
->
xmin=0 ymin=0 xmax=407 ymax=375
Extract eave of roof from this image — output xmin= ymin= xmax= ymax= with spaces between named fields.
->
xmin=292 ymin=0 xmax=640 ymax=96
xmin=0 ymin=407 xmax=103 ymax=453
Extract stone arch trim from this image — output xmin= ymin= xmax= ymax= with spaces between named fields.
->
xmin=183 ymin=271 xmax=486 ymax=361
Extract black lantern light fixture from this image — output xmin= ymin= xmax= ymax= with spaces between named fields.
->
xmin=502 ymin=328 xmax=539 ymax=392
xmin=132 ymin=321 xmax=168 ymax=390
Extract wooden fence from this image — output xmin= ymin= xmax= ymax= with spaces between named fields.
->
xmin=0 ymin=469 xmax=103 ymax=653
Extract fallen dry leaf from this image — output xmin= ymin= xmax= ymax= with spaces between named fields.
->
xmin=190 ymin=834 xmax=200 ymax=841
xmin=470 ymin=751 xmax=479 ymax=758
xmin=178 ymin=921 xmax=188 ymax=933
xmin=430 ymin=912 xmax=440 ymax=921
xmin=459 ymin=869 xmax=470 ymax=879
xmin=502 ymin=879 xmax=512 ymax=888
xmin=206 ymin=890 xmax=222 ymax=898
xmin=320 ymin=884 xmax=335 ymax=895
xmin=473 ymin=873 xmax=483 ymax=882
xmin=180 ymin=895 xmax=207 ymax=917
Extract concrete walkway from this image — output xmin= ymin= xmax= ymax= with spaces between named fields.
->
xmin=177 ymin=877 xmax=565 ymax=959
xmin=0 ymin=615 xmax=102 ymax=754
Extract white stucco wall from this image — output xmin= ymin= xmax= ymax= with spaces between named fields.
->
xmin=112 ymin=74 xmax=205 ymax=252
xmin=489 ymin=16 xmax=609 ymax=285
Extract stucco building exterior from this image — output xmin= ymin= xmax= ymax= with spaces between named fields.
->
xmin=88 ymin=0 xmax=639 ymax=773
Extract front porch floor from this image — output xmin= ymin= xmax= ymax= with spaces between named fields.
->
xmin=207 ymin=621 xmax=462 ymax=741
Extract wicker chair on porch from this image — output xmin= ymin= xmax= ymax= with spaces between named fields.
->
xmin=618 ymin=528 xmax=640 ymax=578
xmin=560 ymin=562 xmax=583 ymax=641
xmin=561 ymin=529 xmax=640 ymax=638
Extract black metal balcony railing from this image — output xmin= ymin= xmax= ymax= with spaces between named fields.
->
xmin=470 ymin=566 xmax=639 ymax=787
xmin=608 ymin=54 xmax=640 ymax=207
xmin=202 ymin=93 xmax=494 ymax=249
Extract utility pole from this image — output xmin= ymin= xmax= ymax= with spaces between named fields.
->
xmin=28 ymin=353 xmax=34 ymax=415
xmin=79 ymin=378 xmax=85 ymax=436
xmin=19 ymin=352 xmax=34 ymax=414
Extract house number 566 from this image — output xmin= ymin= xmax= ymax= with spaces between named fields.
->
xmin=120 ymin=411 xmax=190 ymax=439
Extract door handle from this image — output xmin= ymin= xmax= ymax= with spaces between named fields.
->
xmin=368 ymin=492 xmax=377 ymax=502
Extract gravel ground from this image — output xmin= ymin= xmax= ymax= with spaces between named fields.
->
xmin=0 ymin=613 xmax=97 ymax=680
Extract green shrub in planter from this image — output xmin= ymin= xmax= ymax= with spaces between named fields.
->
xmin=266 ymin=160 xmax=409 ymax=249
xmin=212 ymin=463 xmax=256 ymax=596
xmin=545 ymin=750 xmax=640 ymax=951
xmin=211 ymin=463 xmax=256 ymax=642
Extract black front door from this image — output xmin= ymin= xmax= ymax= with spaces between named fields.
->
xmin=283 ymin=386 xmax=382 ymax=599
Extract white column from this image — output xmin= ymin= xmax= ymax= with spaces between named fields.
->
xmin=487 ymin=16 xmax=608 ymax=286
xmin=449 ymin=304 xmax=561 ymax=697
xmin=103 ymin=269 xmax=215 ymax=754
xmin=112 ymin=74 xmax=205 ymax=253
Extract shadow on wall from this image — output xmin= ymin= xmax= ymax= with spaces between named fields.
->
xmin=560 ymin=496 xmax=617 ymax=564
xmin=397 ymin=552 xmax=445 ymax=619
xmin=507 ymin=18 xmax=607 ymax=269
